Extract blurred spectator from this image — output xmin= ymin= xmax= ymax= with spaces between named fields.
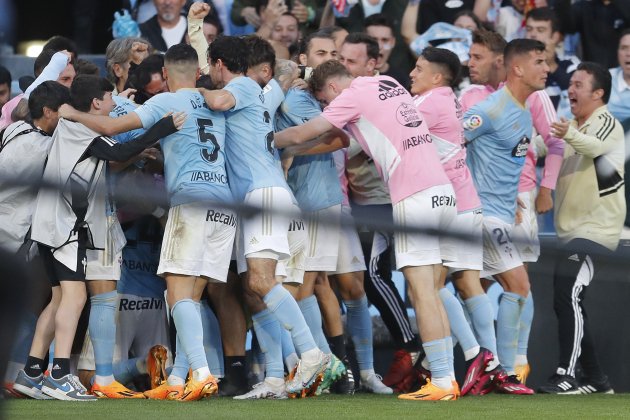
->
xmin=140 ymin=0 xmax=188 ymax=52
xmin=123 ymin=0 xmax=159 ymax=23
xmin=525 ymin=7 xmax=579 ymax=119
xmin=231 ymin=0 xmax=325 ymax=34
xmin=556 ymin=0 xmax=630 ymax=69
xmin=364 ymin=14 xmax=410 ymax=89
xmin=271 ymin=13 xmax=301 ymax=48
xmin=608 ymin=29 xmax=630 ymax=126
xmin=106 ymin=38 xmax=152 ymax=93
xmin=0 ymin=66 xmax=11 ymax=115
xmin=74 ymin=59 xmax=101 ymax=76
xmin=336 ymin=0 xmax=413 ymax=77
xmin=494 ymin=0 xmax=527 ymax=41
xmin=318 ymin=26 xmax=348 ymax=50
xmin=416 ymin=0 xmax=482 ymax=34
xmin=453 ymin=10 xmax=484 ymax=31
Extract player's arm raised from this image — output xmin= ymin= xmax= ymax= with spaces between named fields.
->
xmin=198 ymin=88 xmax=237 ymax=111
xmin=58 ymin=103 xmax=143 ymax=136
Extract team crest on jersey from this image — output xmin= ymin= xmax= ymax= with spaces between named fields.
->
xmin=463 ymin=115 xmax=482 ymax=130
xmin=396 ymin=103 xmax=422 ymax=127
xmin=511 ymin=135 xmax=530 ymax=158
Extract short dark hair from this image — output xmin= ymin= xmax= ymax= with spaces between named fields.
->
xmin=28 ymin=81 xmax=71 ymax=120
xmin=0 ymin=65 xmax=11 ymax=87
xmin=70 ymin=75 xmax=113 ymax=112
xmin=526 ymin=7 xmax=560 ymax=34
xmin=308 ymin=59 xmax=351 ymax=93
xmin=620 ymin=28 xmax=630 ymax=43
xmin=126 ymin=54 xmax=164 ymax=104
xmin=472 ymin=29 xmax=506 ymax=55
xmin=577 ymin=62 xmax=612 ymax=104
xmin=164 ymin=43 xmax=199 ymax=67
xmin=318 ymin=26 xmax=349 ymax=38
xmin=43 ymin=36 xmax=77 ymax=60
xmin=343 ymin=32 xmax=379 ymax=61
xmin=420 ymin=47 xmax=461 ymax=88
xmin=300 ymin=30 xmax=335 ymax=56
xmin=244 ymin=35 xmax=276 ymax=70
xmin=363 ymin=14 xmax=395 ymax=34
xmin=74 ymin=58 xmax=100 ymax=76
xmin=207 ymin=36 xmax=248 ymax=74
xmin=504 ymin=38 xmax=546 ymax=66
xmin=453 ymin=10 xmax=483 ymax=31
xmin=34 ymin=49 xmax=57 ymax=76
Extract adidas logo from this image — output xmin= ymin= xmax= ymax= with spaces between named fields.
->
xmin=568 ymin=254 xmax=580 ymax=262
xmin=250 ymin=237 xmax=259 ymax=245
xmin=351 ymin=257 xmax=360 ymax=264
xmin=52 ymin=364 xmax=61 ymax=370
xmin=378 ymin=80 xmax=407 ymax=101
xmin=30 ymin=364 xmax=40 ymax=369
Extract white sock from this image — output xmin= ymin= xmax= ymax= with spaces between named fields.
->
xmin=360 ymin=368 xmax=376 ymax=382
xmin=167 ymin=375 xmax=185 ymax=386
xmin=515 ymin=354 xmax=528 ymax=366
xmin=265 ymin=376 xmax=285 ymax=387
xmin=301 ymin=348 xmax=321 ymax=364
xmin=486 ymin=358 xmax=499 ymax=371
xmin=432 ymin=376 xmax=452 ymax=390
xmin=192 ymin=366 xmax=211 ymax=381
xmin=463 ymin=345 xmax=481 ymax=362
xmin=94 ymin=374 xmax=115 ymax=386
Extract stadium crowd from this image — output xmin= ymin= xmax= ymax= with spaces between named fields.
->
xmin=0 ymin=0 xmax=628 ymax=403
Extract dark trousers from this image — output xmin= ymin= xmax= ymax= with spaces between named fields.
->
xmin=553 ymin=238 xmax=609 ymax=379
xmin=352 ymin=203 xmax=417 ymax=350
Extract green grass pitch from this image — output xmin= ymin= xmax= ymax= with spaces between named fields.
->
xmin=4 ymin=394 xmax=629 ymax=419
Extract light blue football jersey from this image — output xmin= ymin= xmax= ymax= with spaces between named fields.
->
xmin=276 ymin=88 xmax=343 ymax=212
xmin=118 ymin=215 xmax=165 ymax=299
xmin=222 ymin=76 xmax=290 ymax=201
xmin=111 ymin=95 xmax=145 ymax=144
xmin=263 ymin=78 xmax=285 ymax=127
xmin=134 ymin=89 xmax=231 ymax=207
xmin=463 ymin=87 xmax=532 ymax=223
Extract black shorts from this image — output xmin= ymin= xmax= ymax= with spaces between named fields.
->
xmin=38 ymin=230 xmax=89 ymax=286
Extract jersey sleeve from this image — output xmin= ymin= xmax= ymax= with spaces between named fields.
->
xmin=223 ymin=77 xmax=256 ymax=111
xmin=320 ymin=87 xmax=361 ymax=129
xmin=133 ymin=95 xmax=166 ymax=130
xmin=462 ymin=106 xmax=493 ymax=143
xmin=280 ymin=89 xmax=321 ymax=126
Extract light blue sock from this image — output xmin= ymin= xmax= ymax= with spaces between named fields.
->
xmin=345 ymin=295 xmax=373 ymax=371
xmin=497 ymin=292 xmax=525 ymax=374
xmin=263 ymin=284 xmax=316 ymax=355
xmin=10 ymin=311 xmax=37 ymax=363
xmin=464 ymin=294 xmax=498 ymax=357
xmin=297 ymin=295 xmax=331 ymax=354
xmin=171 ymin=299 xmax=207 ymax=371
xmin=517 ymin=292 xmax=534 ymax=358
xmin=170 ymin=333 xmax=188 ymax=382
xmin=445 ymin=336 xmax=455 ymax=377
xmin=199 ymin=301 xmax=224 ymax=378
xmin=439 ymin=288 xmax=479 ymax=359
xmin=252 ymin=309 xmax=284 ymax=379
xmin=89 ymin=290 xmax=117 ymax=377
xmin=422 ymin=338 xmax=450 ymax=380
xmin=113 ymin=358 xmax=141 ymax=384
xmin=281 ymin=327 xmax=297 ymax=362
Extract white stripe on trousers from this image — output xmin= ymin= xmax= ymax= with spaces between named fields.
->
xmin=567 ymin=255 xmax=593 ymax=376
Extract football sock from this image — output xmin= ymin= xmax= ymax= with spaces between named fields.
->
xmin=224 ymin=356 xmax=247 ymax=388
xmin=89 ymin=290 xmax=117 ymax=386
xmin=445 ymin=336 xmax=456 ymax=380
xmin=24 ymin=355 xmax=45 ymax=378
xmin=171 ymin=299 xmax=207 ymax=372
xmin=422 ymin=338 xmax=451 ymax=390
xmin=329 ymin=334 xmax=346 ymax=361
xmin=263 ymin=284 xmax=316 ymax=356
xmin=465 ymin=294 xmax=499 ymax=359
xmin=169 ymin=333 xmax=188 ymax=384
xmin=50 ymin=358 xmax=70 ymax=380
xmin=112 ymin=358 xmax=142 ymax=384
xmin=439 ymin=288 xmax=479 ymax=361
xmin=345 ymin=295 xmax=373 ymax=371
xmin=199 ymin=301 xmax=224 ymax=378
xmin=280 ymin=328 xmax=298 ymax=371
xmin=252 ymin=309 xmax=284 ymax=379
xmin=298 ymin=295 xmax=332 ymax=354
xmin=517 ymin=292 xmax=534 ymax=364
xmin=497 ymin=292 xmax=525 ymax=375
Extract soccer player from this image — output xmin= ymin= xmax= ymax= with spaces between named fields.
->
xmin=461 ymin=30 xmax=564 ymax=387
xmin=539 ymin=62 xmax=624 ymax=395
xmin=276 ymin=30 xmax=348 ymax=395
xmin=337 ymin=33 xmax=422 ymax=392
xmin=198 ymin=35 xmax=330 ymax=396
xmin=59 ymin=45 xmax=229 ymax=402
xmin=462 ymin=38 xmax=551 ymax=395
xmin=25 ymin=75 xmax=179 ymax=401
xmin=275 ymin=60 xmax=459 ymax=401
xmin=409 ymin=47 xmax=496 ymax=396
